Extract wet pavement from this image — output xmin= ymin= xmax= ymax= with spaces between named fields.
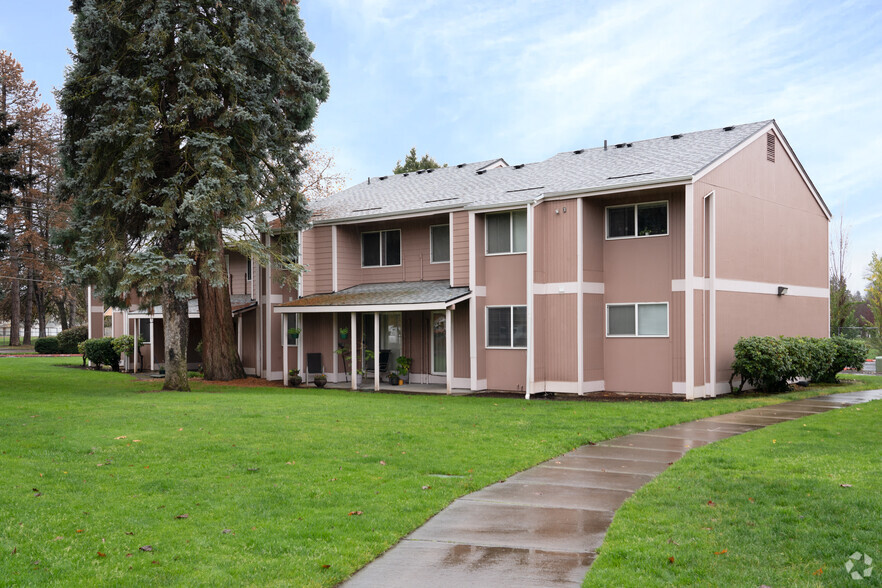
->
xmin=342 ymin=390 xmax=882 ymax=587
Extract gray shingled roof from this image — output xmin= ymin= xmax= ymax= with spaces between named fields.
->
xmin=278 ymin=280 xmax=470 ymax=308
xmin=129 ymin=294 xmax=256 ymax=316
xmin=312 ymin=121 xmax=772 ymax=223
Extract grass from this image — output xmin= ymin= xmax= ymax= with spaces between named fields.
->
xmin=1 ymin=360 xmax=880 ymax=586
xmin=585 ymin=376 xmax=882 ymax=588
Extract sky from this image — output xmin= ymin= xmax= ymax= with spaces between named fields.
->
xmin=1 ymin=0 xmax=880 ymax=290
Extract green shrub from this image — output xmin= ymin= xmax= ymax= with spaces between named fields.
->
xmin=111 ymin=334 xmax=144 ymax=357
xmin=77 ymin=340 xmax=87 ymax=366
xmin=732 ymin=335 xmax=868 ymax=392
xmin=82 ymin=337 xmax=120 ymax=371
xmin=57 ymin=325 xmax=89 ymax=354
xmin=34 ymin=337 xmax=60 ymax=354
xmin=732 ymin=336 xmax=791 ymax=392
xmin=815 ymin=336 xmax=867 ymax=383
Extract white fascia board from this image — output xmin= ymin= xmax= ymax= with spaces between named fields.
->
xmin=540 ymin=177 xmax=692 ymax=202
xmin=273 ymin=298 xmax=470 ymax=314
xmin=311 ymin=204 xmax=464 ymax=226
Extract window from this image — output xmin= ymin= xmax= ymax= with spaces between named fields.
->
xmin=286 ymin=317 xmax=300 ymax=345
xmin=362 ymin=229 xmax=401 ymax=267
xmin=606 ymin=201 xmax=668 ymax=239
xmin=430 ymin=225 xmax=450 ymax=263
xmin=246 ymin=257 xmax=252 ymax=281
xmin=486 ymin=210 xmax=527 ymax=254
xmin=487 ymin=306 xmax=528 ymax=348
xmin=606 ymin=303 xmax=668 ymax=337
xmin=139 ymin=318 xmax=151 ymax=343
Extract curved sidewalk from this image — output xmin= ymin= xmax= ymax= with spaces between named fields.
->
xmin=343 ymin=390 xmax=882 ymax=587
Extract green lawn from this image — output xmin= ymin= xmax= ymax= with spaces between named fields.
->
xmin=585 ymin=380 xmax=882 ymax=587
xmin=1 ymin=359 xmax=880 ymax=587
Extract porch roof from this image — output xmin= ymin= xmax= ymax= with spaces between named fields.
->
xmin=128 ymin=294 xmax=257 ymax=318
xmin=274 ymin=280 xmax=471 ymax=313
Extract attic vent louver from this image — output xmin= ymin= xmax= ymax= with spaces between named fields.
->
xmin=723 ymin=125 xmax=735 ymax=131
xmin=671 ymin=134 xmax=682 ymax=139
xmin=513 ymin=164 xmax=525 ymax=169
xmin=476 ymin=170 xmax=487 ymax=175
xmin=456 ymin=163 xmax=466 ymax=168
xmin=766 ymin=132 xmax=775 ymax=162
xmin=573 ymin=149 xmax=584 ymax=154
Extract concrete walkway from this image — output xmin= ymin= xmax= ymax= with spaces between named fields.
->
xmin=343 ymin=390 xmax=882 ymax=587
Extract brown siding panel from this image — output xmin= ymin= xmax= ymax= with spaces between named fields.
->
xmin=452 ymin=211 xmax=469 ymax=287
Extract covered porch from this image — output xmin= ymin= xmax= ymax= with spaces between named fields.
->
xmin=274 ymin=280 xmax=471 ymax=394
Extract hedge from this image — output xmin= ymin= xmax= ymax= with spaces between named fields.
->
xmin=82 ymin=337 xmax=120 ymax=371
xmin=34 ymin=337 xmax=60 ymax=354
xmin=732 ymin=336 xmax=867 ymax=392
xmin=57 ymin=325 xmax=89 ymax=354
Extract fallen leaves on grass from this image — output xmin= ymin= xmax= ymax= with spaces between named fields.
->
xmin=222 ymin=529 xmax=232 ymax=534
xmin=422 ymin=485 xmax=431 ymax=490
xmin=668 ymin=556 xmax=675 ymax=564
xmin=379 ymin=461 xmax=386 ymax=466
xmin=139 ymin=545 xmax=153 ymax=552
xmin=840 ymin=483 xmax=853 ymax=488
xmin=175 ymin=514 xmax=189 ymax=519
xmin=714 ymin=549 xmax=728 ymax=555
xmin=707 ymin=500 xmax=716 ymax=507
xmin=114 ymin=436 xmax=127 ymax=440
xmin=348 ymin=511 xmax=363 ymax=516
xmin=321 ymin=564 xmax=331 ymax=569
xmin=97 ymin=551 xmax=106 ymax=557
xmin=813 ymin=568 xmax=823 ymax=575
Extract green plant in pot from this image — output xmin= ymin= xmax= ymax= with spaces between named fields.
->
xmin=289 ymin=368 xmax=302 ymax=387
xmin=313 ymin=373 xmax=328 ymax=388
xmin=288 ymin=327 xmax=301 ymax=342
xmin=395 ymin=356 xmax=412 ymax=384
xmin=338 ymin=327 xmax=349 ymax=340
xmin=387 ymin=371 xmax=399 ymax=385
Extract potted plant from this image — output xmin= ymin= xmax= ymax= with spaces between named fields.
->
xmin=287 ymin=327 xmax=301 ymax=342
xmin=395 ymin=356 xmax=412 ymax=384
xmin=288 ymin=368 xmax=302 ymax=387
xmin=388 ymin=371 xmax=399 ymax=385
xmin=313 ymin=373 xmax=328 ymax=388
xmin=338 ymin=327 xmax=349 ymax=340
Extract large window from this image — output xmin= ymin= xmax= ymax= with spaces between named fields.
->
xmin=138 ymin=318 xmax=151 ymax=343
xmin=486 ymin=210 xmax=527 ymax=254
xmin=606 ymin=303 xmax=668 ymax=337
xmin=430 ymin=224 xmax=450 ymax=263
xmin=362 ymin=229 xmax=401 ymax=267
xmin=606 ymin=201 xmax=668 ymax=239
xmin=487 ymin=306 xmax=528 ymax=348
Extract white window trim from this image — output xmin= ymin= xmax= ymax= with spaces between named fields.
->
xmin=429 ymin=224 xmax=450 ymax=264
xmin=485 ymin=305 xmax=528 ymax=349
xmin=605 ymin=200 xmax=669 ymax=240
xmin=485 ymin=210 xmax=527 ymax=256
xmin=605 ymin=302 xmax=669 ymax=338
xmin=360 ymin=229 xmax=403 ymax=268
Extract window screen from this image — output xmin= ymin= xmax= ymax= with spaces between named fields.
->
xmin=431 ymin=225 xmax=450 ymax=262
xmin=637 ymin=303 xmax=667 ymax=336
xmin=486 ymin=213 xmax=511 ymax=254
xmin=607 ymin=305 xmax=636 ymax=336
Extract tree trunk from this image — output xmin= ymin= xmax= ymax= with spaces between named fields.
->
xmin=8 ymin=229 xmax=20 ymax=346
xmin=57 ymin=298 xmax=69 ymax=331
xmin=36 ymin=285 xmax=46 ymax=337
xmin=196 ymin=230 xmax=246 ymax=381
xmin=161 ymin=284 xmax=190 ymax=391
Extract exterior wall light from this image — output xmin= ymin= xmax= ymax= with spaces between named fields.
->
xmin=777 ymin=286 xmax=788 ymax=296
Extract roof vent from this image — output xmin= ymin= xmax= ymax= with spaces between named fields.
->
xmin=671 ymin=134 xmax=682 ymax=140
xmin=573 ymin=149 xmax=584 ymax=154
xmin=476 ymin=170 xmax=487 ymax=175
xmin=456 ymin=163 xmax=466 ymax=168
xmin=513 ymin=164 xmax=525 ymax=169
xmin=766 ymin=132 xmax=775 ymax=162
xmin=403 ymin=173 xmax=409 ymax=177
xmin=416 ymin=170 xmax=425 ymax=174
xmin=723 ymin=125 xmax=735 ymax=131
xmin=426 ymin=168 xmax=433 ymax=173
xmin=627 ymin=143 xmax=633 ymax=147
xmin=379 ymin=175 xmax=388 ymax=180
xmin=615 ymin=143 xmax=626 ymax=149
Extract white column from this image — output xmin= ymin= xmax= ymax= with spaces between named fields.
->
xmin=133 ymin=317 xmax=138 ymax=373
xmin=577 ymin=197 xmax=584 ymax=394
xmin=350 ymin=312 xmax=358 ymax=390
xmin=149 ymin=317 xmax=155 ymax=371
xmin=373 ymin=312 xmax=380 ymax=392
xmin=331 ymin=226 xmax=338 ymax=292
xmin=446 ymin=307 xmax=453 ymax=394
xmin=468 ymin=212 xmax=478 ymax=391
xmin=332 ymin=313 xmax=338 ymax=381
xmin=297 ymin=314 xmax=304 ymax=381
xmin=525 ymin=203 xmax=535 ymax=399
xmin=706 ymin=191 xmax=717 ymax=397
xmin=449 ymin=211 xmax=455 ymax=288
xmin=283 ymin=313 xmax=289 ymax=386
xmin=685 ymin=184 xmax=695 ymax=400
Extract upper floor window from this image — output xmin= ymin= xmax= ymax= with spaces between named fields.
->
xmin=362 ymin=229 xmax=401 ymax=267
xmin=246 ymin=257 xmax=252 ymax=281
xmin=606 ymin=201 xmax=668 ymax=239
xmin=486 ymin=210 xmax=527 ymax=254
xmin=430 ymin=225 xmax=450 ymax=263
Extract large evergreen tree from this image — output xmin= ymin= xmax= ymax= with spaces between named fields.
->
xmin=59 ymin=0 xmax=329 ymax=389
xmin=0 ymin=110 xmax=20 ymax=257
xmin=393 ymin=147 xmax=445 ymax=174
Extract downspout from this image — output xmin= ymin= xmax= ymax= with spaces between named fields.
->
xmin=704 ymin=190 xmax=717 ymax=397
xmin=684 ymin=184 xmax=695 ymax=400
xmin=525 ymin=201 xmax=536 ymax=399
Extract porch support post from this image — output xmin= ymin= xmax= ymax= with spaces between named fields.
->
xmin=297 ymin=314 xmax=304 ymax=381
xmin=373 ymin=312 xmax=380 ymax=392
xmin=350 ymin=312 xmax=358 ymax=390
xmin=149 ymin=316 xmax=155 ymax=371
xmin=283 ymin=312 xmax=289 ymax=387
xmin=133 ymin=316 xmax=138 ymax=373
xmin=445 ymin=307 xmax=453 ymax=394
xmin=332 ymin=313 xmax=338 ymax=381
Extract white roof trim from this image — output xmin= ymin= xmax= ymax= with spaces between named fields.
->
xmin=273 ymin=292 xmax=471 ymax=314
